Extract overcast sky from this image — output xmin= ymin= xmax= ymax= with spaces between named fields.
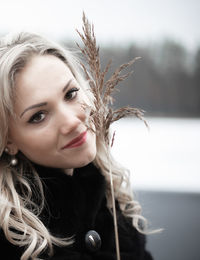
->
xmin=0 ymin=0 xmax=199 ymax=51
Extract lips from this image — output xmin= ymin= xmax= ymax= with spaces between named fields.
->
xmin=62 ymin=131 xmax=87 ymax=149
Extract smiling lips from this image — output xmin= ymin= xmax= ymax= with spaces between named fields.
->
xmin=62 ymin=131 xmax=87 ymax=149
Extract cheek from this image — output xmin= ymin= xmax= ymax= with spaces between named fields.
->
xmin=79 ymin=93 xmax=95 ymax=127
xmin=87 ymin=131 xmax=97 ymax=155
xmin=13 ymin=126 xmax=56 ymax=153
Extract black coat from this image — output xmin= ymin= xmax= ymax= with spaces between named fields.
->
xmin=0 ymin=163 xmax=153 ymax=260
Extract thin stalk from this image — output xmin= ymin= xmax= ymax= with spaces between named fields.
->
xmin=108 ymin=148 xmax=121 ymax=260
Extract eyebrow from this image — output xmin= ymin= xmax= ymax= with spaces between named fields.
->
xmin=20 ymin=79 xmax=73 ymax=118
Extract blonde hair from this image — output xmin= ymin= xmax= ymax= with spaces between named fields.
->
xmin=0 ymin=32 xmax=146 ymax=260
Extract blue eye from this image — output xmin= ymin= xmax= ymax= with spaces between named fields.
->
xmin=28 ymin=111 xmax=46 ymax=124
xmin=65 ymin=87 xmax=79 ymax=100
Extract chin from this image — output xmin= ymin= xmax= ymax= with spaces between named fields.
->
xmin=74 ymin=150 xmax=97 ymax=169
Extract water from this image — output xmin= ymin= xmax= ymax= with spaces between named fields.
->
xmin=111 ymin=117 xmax=200 ymax=193
xmin=139 ymin=190 xmax=200 ymax=260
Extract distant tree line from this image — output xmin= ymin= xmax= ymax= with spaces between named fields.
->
xmin=64 ymin=39 xmax=200 ymax=117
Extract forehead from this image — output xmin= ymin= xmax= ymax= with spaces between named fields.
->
xmin=16 ymin=55 xmax=73 ymax=91
xmin=14 ymin=55 xmax=74 ymax=103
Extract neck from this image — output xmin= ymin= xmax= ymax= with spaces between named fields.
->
xmin=63 ymin=168 xmax=74 ymax=176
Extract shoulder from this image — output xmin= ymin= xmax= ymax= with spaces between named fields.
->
xmin=115 ymin=203 xmax=154 ymax=259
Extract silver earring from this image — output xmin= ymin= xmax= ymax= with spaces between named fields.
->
xmin=4 ymin=147 xmax=9 ymax=153
xmin=10 ymin=156 xmax=18 ymax=166
xmin=4 ymin=147 xmax=18 ymax=166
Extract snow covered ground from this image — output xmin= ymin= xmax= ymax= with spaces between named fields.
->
xmin=111 ymin=117 xmax=200 ymax=193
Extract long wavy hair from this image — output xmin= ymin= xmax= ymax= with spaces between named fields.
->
xmin=0 ymin=32 xmax=147 ymax=260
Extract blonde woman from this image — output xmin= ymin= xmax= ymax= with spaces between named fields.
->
xmin=0 ymin=31 xmax=153 ymax=260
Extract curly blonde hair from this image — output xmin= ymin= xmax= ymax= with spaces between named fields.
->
xmin=0 ymin=32 xmax=146 ymax=260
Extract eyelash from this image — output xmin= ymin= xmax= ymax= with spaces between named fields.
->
xmin=28 ymin=87 xmax=80 ymax=124
xmin=64 ymin=87 xmax=79 ymax=101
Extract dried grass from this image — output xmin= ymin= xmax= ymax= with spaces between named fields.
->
xmin=76 ymin=12 xmax=148 ymax=146
xmin=76 ymin=13 xmax=150 ymax=260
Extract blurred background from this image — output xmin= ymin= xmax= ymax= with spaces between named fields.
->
xmin=1 ymin=0 xmax=199 ymax=259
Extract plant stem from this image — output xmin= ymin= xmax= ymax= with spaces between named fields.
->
xmin=108 ymin=148 xmax=121 ymax=260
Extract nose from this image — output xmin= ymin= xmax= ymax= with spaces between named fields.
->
xmin=57 ymin=104 xmax=86 ymax=135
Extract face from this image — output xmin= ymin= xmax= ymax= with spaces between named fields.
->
xmin=8 ymin=55 xmax=96 ymax=170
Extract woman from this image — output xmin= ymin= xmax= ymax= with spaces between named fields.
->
xmin=0 ymin=30 xmax=153 ymax=260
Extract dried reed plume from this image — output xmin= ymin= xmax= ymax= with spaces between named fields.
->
xmin=76 ymin=12 xmax=148 ymax=145
xmin=76 ymin=13 xmax=150 ymax=260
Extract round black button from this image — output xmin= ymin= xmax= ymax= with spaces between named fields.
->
xmin=85 ymin=230 xmax=101 ymax=252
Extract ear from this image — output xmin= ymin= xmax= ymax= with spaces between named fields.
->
xmin=5 ymin=141 xmax=19 ymax=155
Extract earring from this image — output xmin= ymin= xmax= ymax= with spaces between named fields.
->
xmin=10 ymin=155 xmax=18 ymax=166
xmin=4 ymin=147 xmax=9 ymax=153
xmin=4 ymin=147 xmax=18 ymax=166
